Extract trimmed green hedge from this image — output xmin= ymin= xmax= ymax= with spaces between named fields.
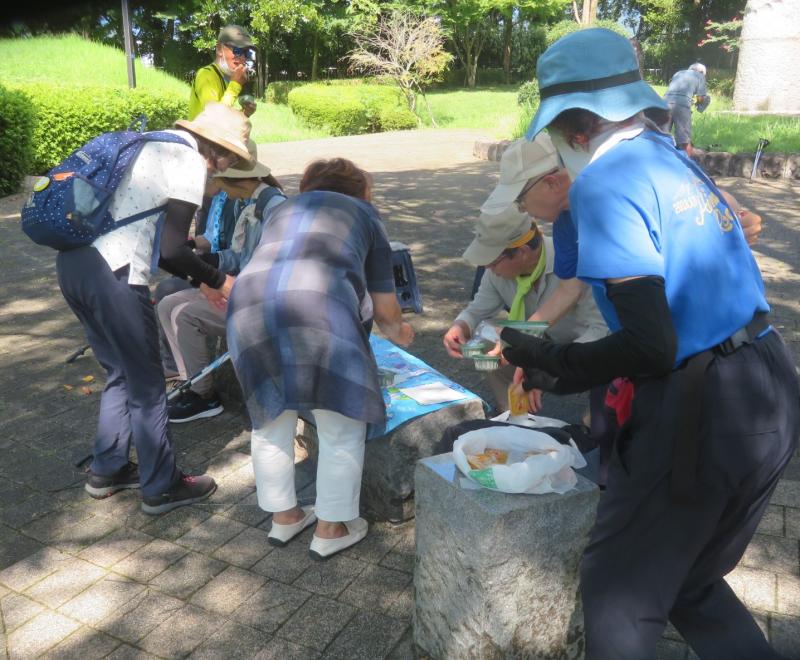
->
xmin=0 ymin=84 xmax=35 ymax=196
xmin=288 ymin=83 xmax=417 ymax=136
xmin=10 ymin=83 xmax=186 ymax=175
xmin=268 ymin=77 xmax=395 ymax=105
xmin=267 ymin=81 xmax=307 ymax=105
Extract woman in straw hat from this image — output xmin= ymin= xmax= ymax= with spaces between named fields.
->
xmin=499 ymin=28 xmax=798 ymax=659
xmin=227 ymin=158 xmax=414 ymax=560
xmin=57 ymin=102 xmax=254 ymax=516
xmin=158 ymin=140 xmax=286 ymax=424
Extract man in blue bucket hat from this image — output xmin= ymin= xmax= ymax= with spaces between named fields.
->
xmin=501 ymin=28 xmax=798 ymax=659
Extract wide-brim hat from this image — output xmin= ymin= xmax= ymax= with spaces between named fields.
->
xmin=215 ymin=140 xmax=271 ymax=179
xmin=526 ymin=28 xmax=667 ymax=139
xmin=463 ymin=207 xmax=536 ymax=267
xmin=481 ymin=134 xmax=560 ymax=215
xmin=174 ymin=102 xmax=254 ymax=166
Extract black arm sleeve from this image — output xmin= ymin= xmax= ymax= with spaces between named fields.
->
xmin=502 ymin=276 xmax=677 ymax=389
xmin=158 ymin=199 xmax=226 ymax=289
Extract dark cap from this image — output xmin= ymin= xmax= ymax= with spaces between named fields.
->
xmin=218 ymin=25 xmax=253 ymax=48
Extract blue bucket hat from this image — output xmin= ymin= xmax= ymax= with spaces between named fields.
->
xmin=526 ymin=28 xmax=667 ymax=140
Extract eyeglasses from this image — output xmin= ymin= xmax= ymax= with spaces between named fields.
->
xmin=515 ymin=168 xmax=559 ymax=211
xmin=487 ymin=248 xmax=517 ymax=269
xmin=226 ymin=44 xmax=250 ymax=58
xmin=209 ymin=146 xmax=240 ymax=173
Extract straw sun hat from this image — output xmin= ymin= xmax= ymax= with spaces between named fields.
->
xmin=215 ymin=140 xmax=271 ymax=179
xmin=174 ymin=102 xmax=254 ymax=166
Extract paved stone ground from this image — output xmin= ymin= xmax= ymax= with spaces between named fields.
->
xmin=1 ymin=129 xmax=799 ymax=659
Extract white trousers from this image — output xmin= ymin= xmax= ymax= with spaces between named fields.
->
xmin=251 ymin=409 xmax=366 ymax=522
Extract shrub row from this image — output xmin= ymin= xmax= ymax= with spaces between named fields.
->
xmin=4 ymin=83 xmax=186 ymax=177
xmin=0 ymin=84 xmax=35 ymax=196
xmin=288 ymin=83 xmax=417 ymax=136
xmin=267 ymin=77 xmax=394 ymax=105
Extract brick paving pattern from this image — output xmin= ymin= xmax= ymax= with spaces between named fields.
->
xmin=0 ymin=129 xmax=798 ymax=658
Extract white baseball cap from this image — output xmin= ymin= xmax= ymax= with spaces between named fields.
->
xmin=480 ymin=134 xmax=560 ymax=215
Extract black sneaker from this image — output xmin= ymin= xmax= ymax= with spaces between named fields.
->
xmin=141 ymin=473 xmax=217 ymax=515
xmin=168 ymin=390 xmax=223 ymax=424
xmin=85 ymin=462 xmax=140 ymax=499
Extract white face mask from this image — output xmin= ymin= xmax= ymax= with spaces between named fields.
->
xmin=216 ymin=54 xmax=232 ymax=78
xmin=549 ymin=132 xmax=591 ymax=181
xmin=549 ymin=118 xmax=644 ymax=181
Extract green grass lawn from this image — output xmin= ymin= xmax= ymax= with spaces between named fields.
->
xmin=0 ymin=34 xmax=188 ymax=94
xmin=417 ymin=86 xmax=525 ymax=138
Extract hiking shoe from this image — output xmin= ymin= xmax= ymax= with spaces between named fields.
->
xmin=168 ymin=390 xmax=223 ymax=423
xmin=141 ymin=473 xmax=217 ymax=515
xmin=85 ymin=462 xmax=140 ymax=499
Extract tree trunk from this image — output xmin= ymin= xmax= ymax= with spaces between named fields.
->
xmin=734 ymin=0 xmax=800 ymax=112
xmin=502 ymin=14 xmax=513 ymax=85
xmin=311 ymin=32 xmax=319 ymax=81
xmin=581 ymin=0 xmax=597 ymax=25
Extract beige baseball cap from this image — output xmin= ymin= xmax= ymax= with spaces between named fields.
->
xmin=174 ymin=102 xmax=254 ymax=166
xmin=215 ymin=140 xmax=270 ymax=179
xmin=218 ymin=25 xmax=254 ymax=49
xmin=480 ymin=133 xmax=560 ymax=215
xmin=463 ymin=206 xmax=537 ymax=267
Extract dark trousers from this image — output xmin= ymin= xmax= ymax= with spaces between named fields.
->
xmin=582 ymin=330 xmax=799 ymax=659
xmin=57 ymin=247 xmax=179 ymax=496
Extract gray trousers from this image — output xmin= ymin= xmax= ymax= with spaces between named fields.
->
xmin=157 ymin=288 xmax=226 ymax=397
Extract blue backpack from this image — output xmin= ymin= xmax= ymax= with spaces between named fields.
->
xmin=21 ymin=120 xmax=189 ymax=251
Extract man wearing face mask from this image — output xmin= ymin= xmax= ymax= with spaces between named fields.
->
xmin=189 ymin=25 xmax=257 ymax=121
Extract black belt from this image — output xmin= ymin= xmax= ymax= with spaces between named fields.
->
xmin=670 ymin=313 xmax=770 ymax=504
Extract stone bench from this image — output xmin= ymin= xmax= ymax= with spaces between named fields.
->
xmin=413 ymin=453 xmax=599 ymax=659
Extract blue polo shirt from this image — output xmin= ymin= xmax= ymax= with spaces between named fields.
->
xmin=568 ymin=131 xmax=768 ymax=365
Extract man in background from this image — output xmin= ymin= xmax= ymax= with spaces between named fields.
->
xmin=189 ymin=25 xmax=257 ymax=120
xmin=663 ymin=62 xmax=710 ymax=155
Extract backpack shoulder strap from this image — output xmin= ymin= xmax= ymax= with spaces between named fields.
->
xmin=255 ymin=186 xmax=286 ymax=220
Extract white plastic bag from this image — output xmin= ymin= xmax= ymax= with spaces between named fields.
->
xmin=453 ymin=425 xmax=587 ymax=495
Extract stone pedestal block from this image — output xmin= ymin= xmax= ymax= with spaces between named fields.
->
xmin=413 ymin=453 xmax=599 ymax=659
xmin=298 ymin=399 xmax=485 ymax=523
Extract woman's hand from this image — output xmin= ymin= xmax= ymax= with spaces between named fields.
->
xmin=739 ymin=209 xmax=763 ymax=245
xmin=201 ymin=274 xmax=235 ymax=311
xmin=394 ymin=321 xmax=415 ymax=347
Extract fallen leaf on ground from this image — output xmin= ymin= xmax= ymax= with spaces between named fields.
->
xmin=63 ymin=384 xmax=73 ymax=390
xmin=81 ymin=375 xmax=95 ymax=383
xmin=81 ymin=386 xmax=92 ymax=395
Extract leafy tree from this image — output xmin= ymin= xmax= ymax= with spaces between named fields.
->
xmin=495 ymin=0 xmax=569 ymax=84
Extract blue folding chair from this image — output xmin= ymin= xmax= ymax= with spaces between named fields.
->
xmin=390 ymin=241 xmax=423 ymax=314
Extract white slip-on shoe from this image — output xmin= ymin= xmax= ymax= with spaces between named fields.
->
xmin=308 ymin=517 xmax=368 ymax=561
xmin=268 ymin=506 xmax=317 ymax=547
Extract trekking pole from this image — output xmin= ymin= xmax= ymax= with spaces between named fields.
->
xmin=167 ymin=351 xmax=231 ymax=402
xmin=750 ymin=138 xmax=770 ymax=180
xmin=65 ymin=343 xmax=91 ymax=364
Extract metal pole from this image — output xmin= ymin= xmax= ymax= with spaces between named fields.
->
xmin=121 ymin=0 xmax=136 ymax=89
